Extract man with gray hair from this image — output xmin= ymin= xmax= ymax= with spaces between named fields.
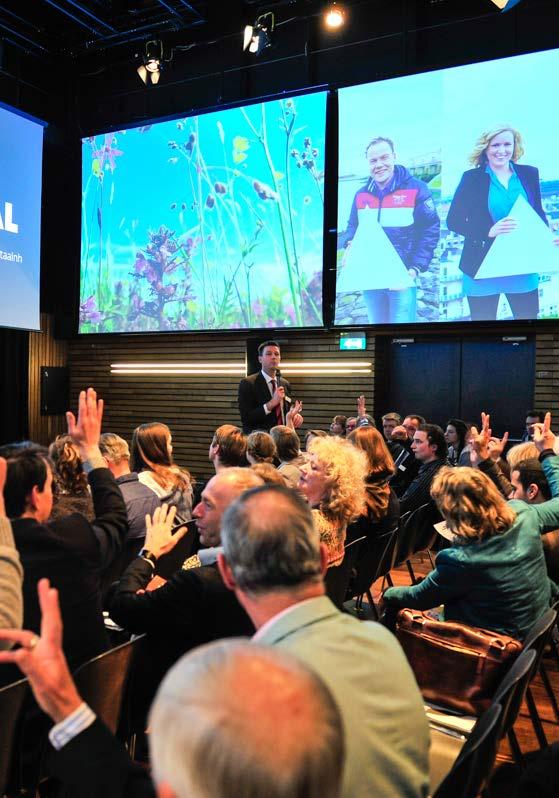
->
xmin=0 ymin=580 xmax=345 ymax=798
xmin=218 ymin=484 xmax=430 ymax=798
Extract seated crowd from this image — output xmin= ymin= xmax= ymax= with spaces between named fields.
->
xmin=0 ymin=389 xmax=558 ymax=797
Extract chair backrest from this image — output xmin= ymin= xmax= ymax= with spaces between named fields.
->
xmin=72 ymin=635 xmax=145 ymax=734
xmin=433 ymin=703 xmax=502 ymax=798
xmin=0 ymin=678 xmax=28 ymax=795
xmin=350 ymin=527 xmax=398 ymax=597
xmin=412 ymin=502 xmax=442 ymax=554
xmin=325 ymin=555 xmax=353 ymax=609
xmin=522 ymin=608 xmax=558 ymax=673
xmin=393 ymin=502 xmax=438 ymax=567
xmin=492 ymin=648 xmax=536 ymax=737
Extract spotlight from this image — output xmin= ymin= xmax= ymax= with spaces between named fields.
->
xmin=489 ymin=0 xmax=524 ymax=9
xmin=137 ymin=40 xmax=165 ymax=85
xmin=243 ymin=12 xmax=275 ymax=55
xmin=324 ymin=2 xmax=345 ymax=28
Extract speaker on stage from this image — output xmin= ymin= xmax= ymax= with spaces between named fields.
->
xmin=40 ymin=366 xmax=69 ymax=416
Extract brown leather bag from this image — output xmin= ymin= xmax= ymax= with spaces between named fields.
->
xmin=395 ymin=608 xmax=523 ymax=715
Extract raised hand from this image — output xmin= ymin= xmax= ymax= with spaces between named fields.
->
xmin=533 ymin=412 xmax=555 ymax=453
xmin=357 ymin=395 xmax=366 ymax=418
xmin=145 ymin=504 xmax=188 ymax=559
xmin=469 ymin=413 xmax=491 ymax=466
xmin=286 ymin=400 xmax=304 ymax=430
xmin=488 ymin=431 xmax=509 ymax=462
xmin=0 ymin=579 xmax=82 ymax=723
xmin=66 ymin=387 xmax=104 ymax=460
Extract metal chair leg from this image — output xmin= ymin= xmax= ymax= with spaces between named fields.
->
xmin=507 ymin=728 xmax=525 ymax=768
xmin=525 ymin=685 xmax=549 ymax=749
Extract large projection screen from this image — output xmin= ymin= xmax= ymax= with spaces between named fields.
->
xmin=334 ymin=49 xmax=559 ymax=326
xmin=0 ymin=104 xmax=44 ymax=331
xmin=80 ymin=91 xmax=327 ymax=333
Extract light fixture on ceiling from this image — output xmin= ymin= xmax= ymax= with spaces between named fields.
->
xmin=137 ymin=39 xmax=167 ymax=85
xmin=243 ymin=12 xmax=275 ymax=55
xmin=324 ymin=2 xmax=346 ymax=29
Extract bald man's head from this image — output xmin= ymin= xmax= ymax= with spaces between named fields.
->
xmin=150 ymin=639 xmax=344 ymax=798
xmin=193 ymin=468 xmax=263 ymax=547
xmin=221 ymin=485 xmax=323 ymax=594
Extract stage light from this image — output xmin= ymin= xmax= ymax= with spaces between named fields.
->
xmin=324 ymin=3 xmax=345 ymax=29
xmin=489 ymin=0 xmax=524 ymax=10
xmin=137 ymin=40 xmax=164 ymax=85
xmin=243 ymin=13 xmax=275 ymax=55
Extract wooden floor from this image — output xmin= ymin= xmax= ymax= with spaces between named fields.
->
xmin=370 ymin=553 xmax=559 ymax=796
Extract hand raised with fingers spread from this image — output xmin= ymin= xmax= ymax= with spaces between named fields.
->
xmin=66 ymin=387 xmax=104 ymax=461
xmin=286 ymin=400 xmax=304 ymax=429
xmin=357 ymin=395 xmax=366 ymax=418
xmin=144 ymin=503 xmax=187 ymax=559
xmin=534 ymin=412 xmax=555 ymax=453
xmin=488 ymin=431 xmax=509 ymax=462
xmin=469 ymin=418 xmax=491 ymax=465
xmin=0 ymin=579 xmax=82 ymax=722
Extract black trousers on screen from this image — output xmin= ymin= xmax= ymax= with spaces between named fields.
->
xmin=467 ymin=289 xmax=539 ymax=321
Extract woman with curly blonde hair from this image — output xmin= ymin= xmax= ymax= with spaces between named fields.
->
xmin=299 ymin=436 xmax=367 ymax=567
xmin=383 ymin=415 xmax=559 ymax=639
xmin=131 ymin=422 xmax=193 ymax=525
xmin=447 ymin=124 xmax=554 ymax=321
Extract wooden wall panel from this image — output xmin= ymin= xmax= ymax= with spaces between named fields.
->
xmin=535 ymin=332 xmax=559 ymax=416
xmin=68 ymin=331 xmax=375 ymax=481
xmin=28 ymin=314 xmax=69 ymax=445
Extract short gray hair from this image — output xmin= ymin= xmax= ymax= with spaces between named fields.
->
xmin=98 ymin=432 xmax=130 ymax=463
xmin=221 ymin=485 xmax=322 ymax=594
xmin=149 ymin=639 xmax=344 ymax=798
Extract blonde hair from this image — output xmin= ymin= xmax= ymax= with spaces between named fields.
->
xmin=507 ymin=442 xmax=539 ymax=470
xmin=308 ymin=436 xmax=367 ymax=524
xmin=468 ymin=125 xmax=525 ymax=168
xmin=431 ymin=466 xmax=516 ymax=542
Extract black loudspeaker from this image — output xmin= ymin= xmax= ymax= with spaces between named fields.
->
xmin=40 ymin=366 xmax=69 ymax=416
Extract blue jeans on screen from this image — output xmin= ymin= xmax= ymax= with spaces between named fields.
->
xmin=362 ymin=286 xmax=417 ymax=324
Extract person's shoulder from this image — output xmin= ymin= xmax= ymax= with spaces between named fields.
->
xmin=241 ymin=372 xmax=262 ymax=385
xmin=514 ymin=163 xmax=539 ymax=179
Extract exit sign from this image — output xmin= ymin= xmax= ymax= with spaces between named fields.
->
xmin=340 ymin=332 xmax=366 ymax=351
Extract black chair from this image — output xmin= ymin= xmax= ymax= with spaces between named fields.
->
xmin=0 ymin=678 xmax=28 ymax=795
xmin=347 ymin=527 xmax=399 ymax=620
xmin=521 ymin=608 xmax=558 ymax=750
xmin=433 ymin=703 xmax=502 ymax=798
xmin=393 ymin=502 xmax=440 ymax=584
xmin=72 ymin=635 xmax=145 ymax=735
xmin=325 ymin=535 xmax=366 ymax=609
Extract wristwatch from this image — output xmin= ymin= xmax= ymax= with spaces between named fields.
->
xmin=139 ymin=549 xmax=157 ymax=568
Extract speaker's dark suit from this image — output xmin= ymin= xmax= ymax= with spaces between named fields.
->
xmin=237 ymin=372 xmax=291 ymax=434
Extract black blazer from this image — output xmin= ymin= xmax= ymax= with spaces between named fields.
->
xmin=446 ymin=163 xmax=547 ymax=278
xmin=237 ymin=372 xmax=292 ymax=433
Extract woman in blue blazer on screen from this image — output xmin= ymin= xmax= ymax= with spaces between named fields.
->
xmin=446 ymin=125 xmax=551 ymax=321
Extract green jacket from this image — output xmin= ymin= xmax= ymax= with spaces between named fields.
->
xmin=256 ymin=596 xmax=429 ymax=798
xmin=384 ymin=454 xmax=559 ymax=639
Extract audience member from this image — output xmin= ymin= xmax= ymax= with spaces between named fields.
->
xmin=0 ymin=581 xmax=344 ymax=798
xmin=398 ymin=423 xmax=448 ymax=515
xmin=0 ymin=457 xmax=22 ymax=647
xmin=523 ymin=410 xmax=545 ymax=442
xmin=507 ymin=440 xmax=539 ymax=471
xmin=381 ymin=412 xmax=401 ymax=441
xmin=402 ymin=414 xmax=426 ymax=442
xmin=383 ymin=413 xmax=559 ymax=639
xmin=208 ymin=424 xmax=247 ymax=472
xmin=250 ymin=462 xmax=288 ymax=486
xmin=245 ymin=430 xmax=276 ymax=465
xmin=271 ymin=424 xmax=307 ymax=488
xmin=345 ymin=417 xmax=357 ymax=435
xmin=0 ymin=388 xmax=128 ymax=683
xmin=98 ymin=432 xmax=161 ymax=581
xmin=346 ymin=426 xmax=399 ymax=539
xmin=218 ymin=484 xmax=430 ymax=798
xmin=305 ymin=429 xmax=328 ymax=450
xmin=444 ymin=418 xmax=469 ymax=466
xmin=299 ymin=436 xmax=367 ymax=567
xmin=330 ymin=415 xmax=347 ymax=436
xmin=131 ymin=423 xmax=192 ymax=525
xmin=48 ymin=434 xmax=94 ymax=521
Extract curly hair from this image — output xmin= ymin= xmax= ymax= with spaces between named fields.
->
xmin=130 ymin=422 xmax=191 ymax=492
xmin=431 ymin=466 xmax=516 ymax=542
xmin=308 ymin=436 xmax=367 ymax=525
xmin=468 ymin=125 xmax=525 ymax=168
xmin=48 ymin=435 xmax=89 ymax=496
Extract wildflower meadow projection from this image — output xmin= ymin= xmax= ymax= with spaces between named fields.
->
xmin=80 ymin=92 xmax=327 ymax=333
